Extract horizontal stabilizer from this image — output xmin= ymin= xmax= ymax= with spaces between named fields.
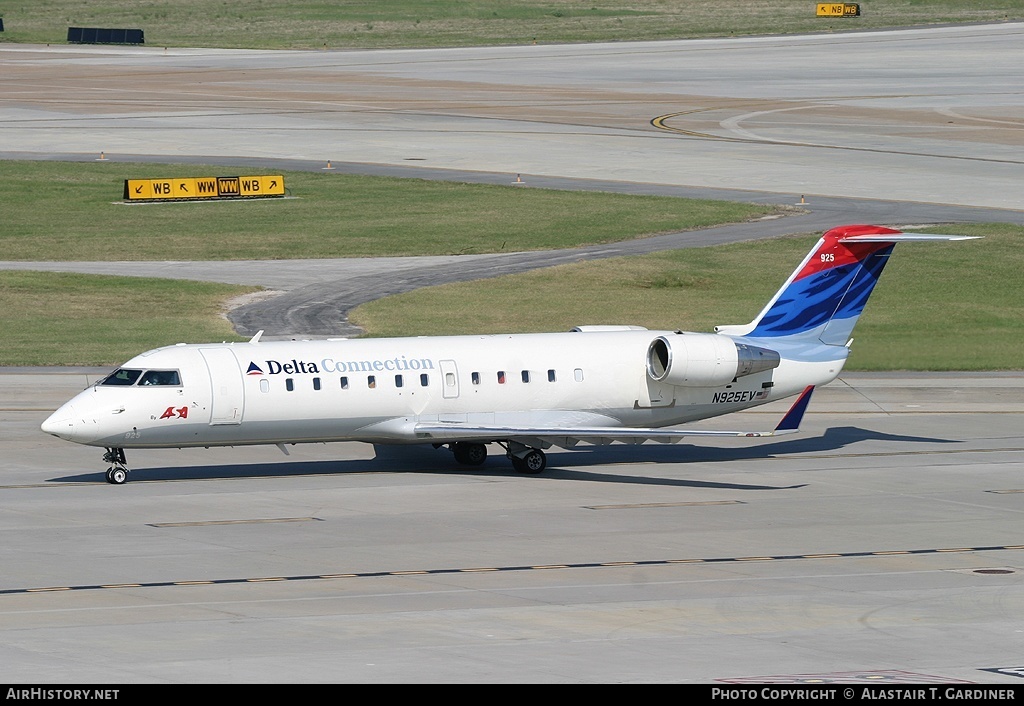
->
xmin=838 ymin=234 xmax=979 ymax=243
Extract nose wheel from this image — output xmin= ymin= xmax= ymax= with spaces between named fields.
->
xmin=102 ymin=448 xmax=130 ymax=485
xmin=105 ymin=466 xmax=128 ymax=484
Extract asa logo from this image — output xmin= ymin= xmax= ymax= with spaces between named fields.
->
xmin=160 ymin=406 xmax=189 ymax=420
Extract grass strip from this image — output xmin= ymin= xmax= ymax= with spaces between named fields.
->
xmin=0 ymin=1 xmax=1021 ymax=49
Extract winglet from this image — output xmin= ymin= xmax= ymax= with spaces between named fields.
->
xmin=774 ymin=385 xmax=814 ymax=433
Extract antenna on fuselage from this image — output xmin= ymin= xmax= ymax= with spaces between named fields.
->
xmin=249 ymin=330 xmax=264 ymax=344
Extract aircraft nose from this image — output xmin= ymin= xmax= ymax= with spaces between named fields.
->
xmin=41 ymin=404 xmax=77 ymax=439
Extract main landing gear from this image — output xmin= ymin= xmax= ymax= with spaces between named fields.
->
xmin=508 ymin=446 xmax=546 ymax=474
xmin=103 ymin=447 xmax=129 ymax=485
xmin=503 ymin=440 xmax=547 ymax=474
xmin=448 ymin=441 xmax=547 ymax=474
xmin=451 ymin=441 xmax=488 ymax=466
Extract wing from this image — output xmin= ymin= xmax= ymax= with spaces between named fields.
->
xmin=412 ymin=386 xmax=815 ymax=449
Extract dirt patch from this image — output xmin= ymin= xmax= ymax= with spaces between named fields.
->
xmin=220 ymin=289 xmax=284 ymax=320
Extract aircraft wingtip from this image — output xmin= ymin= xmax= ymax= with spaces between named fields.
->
xmin=774 ymin=385 xmax=815 ymax=432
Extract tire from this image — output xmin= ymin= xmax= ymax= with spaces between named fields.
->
xmin=513 ymin=449 xmax=546 ymax=474
xmin=453 ymin=442 xmax=487 ymax=466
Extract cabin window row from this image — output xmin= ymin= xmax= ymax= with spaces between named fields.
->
xmin=258 ymin=368 xmax=585 ymax=393
xmin=479 ymin=369 xmax=586 ymax=384
xmin=259 ymin=373 xmax=429 ymax=393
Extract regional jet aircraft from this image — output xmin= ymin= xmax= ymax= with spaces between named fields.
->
xmin=42 ymin=224 xmax=975 ymax=484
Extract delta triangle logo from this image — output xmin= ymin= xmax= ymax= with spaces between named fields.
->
xmin=246 ymin=361 xmax=264 ymax=376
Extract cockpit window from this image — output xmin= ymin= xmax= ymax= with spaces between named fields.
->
xmin=98 ymin=369 xmax=181 ymax=386
xmin=139 ymin=370 xmax=182 ymax=386
xmin=99 ymin=369 xmax=143 ymax=386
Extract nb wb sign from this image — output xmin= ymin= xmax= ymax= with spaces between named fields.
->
xmin=816 ymin=3 xmax=860 ymax=16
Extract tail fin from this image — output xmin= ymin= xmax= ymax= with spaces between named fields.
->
xmin=715 ymin=225 xmax=978 ymax=346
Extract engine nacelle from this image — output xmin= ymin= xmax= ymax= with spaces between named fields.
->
xmin=646 ymin=334 xmax=780 ymax=388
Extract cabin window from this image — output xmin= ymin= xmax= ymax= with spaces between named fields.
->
xmin=445 ymin=372 xmax=456 ymax=388
xmin=285 ymin=378 xmax=294 ymax=392
xmin=313 ymin=377 xmax=321 ymax=391
xmin=259 ymin=379 xmax=270 ymax=393
xmin=521 ymin=370 xmax=531 ymax=383
xmin=368 ymin=375 xmax=376 ymax=389
xmin=420 ymin=373 xmax=429 ymax=387
xmin=395 ymin=374 xmax=404 ymax=388
xmin=548 ymin=369 xmax=556 ymax=382
xmin=574 ymin=368 xmax=584 ymax=382
xmin=471 ymin=372 xmax=480 ymax=385
xmin=497 ymin=371 xmax=506 ymax=384
xmin=340 ymin=376 xmax=349 ymax=389
xmin=138 ymin=370 xmax=181 ymax=386
xmin=99 ymin=369 xmax=142 ymax=386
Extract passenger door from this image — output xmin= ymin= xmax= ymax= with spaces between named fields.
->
xmin=200 ymin=348 xmax=245 ymax=424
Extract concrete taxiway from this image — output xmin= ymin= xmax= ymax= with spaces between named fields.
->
xmin=2 ymin=371 xmax=1024 ymax=684
xmin=1 ymin=24 xmax=1023 ymax=684
xmin=3 ymin=22 xmax=1024 ymax=209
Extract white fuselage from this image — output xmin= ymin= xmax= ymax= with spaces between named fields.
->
xmin=41 ymin=329 xmax=845 ymax=451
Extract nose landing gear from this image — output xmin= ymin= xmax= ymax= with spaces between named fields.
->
xmin=103 ymin=447 xmax=129 ymax=484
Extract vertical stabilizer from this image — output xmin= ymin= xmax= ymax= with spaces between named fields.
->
xmin=715 ymin=225 xmax=977 ymax=346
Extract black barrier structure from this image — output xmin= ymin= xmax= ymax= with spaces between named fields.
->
xmin=68 ymin=27 xmax=144 ymax=45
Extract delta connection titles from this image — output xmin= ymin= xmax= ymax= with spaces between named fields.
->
xmin=247 ymin=355 xmax=435 ymax=376
xmin=711 ymin=687 xmax=1015 ymax=701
